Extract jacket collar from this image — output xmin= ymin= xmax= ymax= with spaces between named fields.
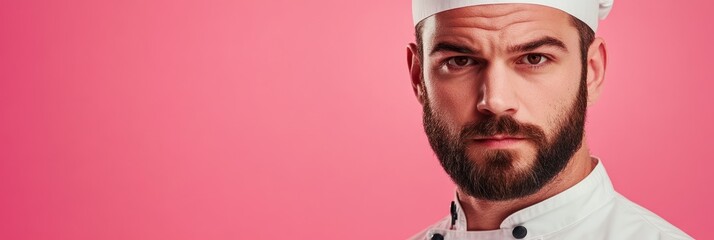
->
xmin=446 ymin=157 xmax=616 ymax=237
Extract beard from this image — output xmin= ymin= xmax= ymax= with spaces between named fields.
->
xmin=422 ymin=75 xmax=587 ymax=201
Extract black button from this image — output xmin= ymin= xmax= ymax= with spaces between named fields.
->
xmin=430 ymin=233 xmax=444 ymax=240
xmin=512 ymin=226 xmax=527 ymax=239
xmin=450 ymin=201 xmax=457 ymax=226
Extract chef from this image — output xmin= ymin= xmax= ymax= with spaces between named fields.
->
xmin=405 ymin=0 xmax=693 ymax=239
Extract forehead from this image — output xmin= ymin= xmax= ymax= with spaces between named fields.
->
xmin=422 ymin=4 xmax=575 ymax=49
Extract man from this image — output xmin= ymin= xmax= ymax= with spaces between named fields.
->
xmin=406 ymin=1 xmax=692 ymax=239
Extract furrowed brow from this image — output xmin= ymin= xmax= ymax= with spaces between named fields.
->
xmin=508 ymin=36 xmax=568 ymax=53
xmin=429 ymin=42 xmax=479 ymax=56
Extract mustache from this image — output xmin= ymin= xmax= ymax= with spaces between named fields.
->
xmin=459 ymin=115 xmax=546 ymax=142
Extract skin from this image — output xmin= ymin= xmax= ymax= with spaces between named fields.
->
xmin=406 ymin=4 xmax=607 ymax=230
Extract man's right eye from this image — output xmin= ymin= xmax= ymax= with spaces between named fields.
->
xmin=446 ymin=56 xmax=476 ymax=68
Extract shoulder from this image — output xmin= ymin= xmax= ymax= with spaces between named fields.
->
xmin=607 ymin=193 xmax=693 ymax=240
xmin=407 ymin=215 xmax=451 ymax=240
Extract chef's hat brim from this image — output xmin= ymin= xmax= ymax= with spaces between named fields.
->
xmin=413 ymin=0 xmax=613 ymax=32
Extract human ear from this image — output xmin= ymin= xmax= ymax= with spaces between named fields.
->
xmin=585 ymin=37 xmax=607 ymax=105
xmin=407 ymin=43 xmax=425 ymax=105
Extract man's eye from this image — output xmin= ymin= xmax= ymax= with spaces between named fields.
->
xmin=519 ymin=54 xmax=548 ymax=65
xmin=446 ymin=57 xmax=475 ymax=67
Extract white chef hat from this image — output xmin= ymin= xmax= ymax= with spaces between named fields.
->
xmin=413 ymin=0 xmax=614 ymax=32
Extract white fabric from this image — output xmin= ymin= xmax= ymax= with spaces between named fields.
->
xmin=412 ymin=0 xmax=614 ymax=31
xmin=409 ymin=158 xmax=693 ymax=240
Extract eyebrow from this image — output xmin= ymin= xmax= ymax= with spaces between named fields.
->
xmin=508 ymin=36 xmax=568 ymax=53
xmin=428 ymin=36 xmax=568 ymax=57
xmin=429 ymin=42 xmax=479 ymax=56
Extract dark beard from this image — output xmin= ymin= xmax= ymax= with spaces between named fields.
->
xmin=422 ymin=77 xmax=587 ymax=201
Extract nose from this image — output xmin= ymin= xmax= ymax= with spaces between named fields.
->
xmin=476 ymin=62 xmax=519 ymax=116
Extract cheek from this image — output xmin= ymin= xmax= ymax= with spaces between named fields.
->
xmin=424 ymin=75 xmax=480 ymax=128
xmin=519 ymin=63 xmax=582 ymax=135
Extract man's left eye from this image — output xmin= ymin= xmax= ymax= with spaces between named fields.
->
xmin=519 ymin=54 xmax=548 ymax=65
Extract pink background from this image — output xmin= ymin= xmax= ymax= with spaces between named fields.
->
xmin=1 ymin=1 xmax=711 ymax=239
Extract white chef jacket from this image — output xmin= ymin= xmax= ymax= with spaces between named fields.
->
xmin=410 ymin=158 xmax=693 ymax=240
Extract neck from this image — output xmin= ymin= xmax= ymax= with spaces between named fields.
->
xmin=457 ymin=145 xmax=597 ymax=231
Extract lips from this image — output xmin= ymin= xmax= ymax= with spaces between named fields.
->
xmin=471 ymin=135 xmax=527 ymax=141
xmin=469 ymin=135 xmax=528 ymax=148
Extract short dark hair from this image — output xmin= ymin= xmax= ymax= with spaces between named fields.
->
xmin=414 ymin=15 xmax=595 ymax=67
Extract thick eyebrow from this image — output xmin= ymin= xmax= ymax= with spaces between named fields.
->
xmin=429 ymin=42 xmax=479 ymax=56
xmin=508 ymin=36 xmax=568 ymax=53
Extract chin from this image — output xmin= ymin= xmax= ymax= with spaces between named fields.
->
xmin=468 ymin=148 xmax=536 ymax=167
